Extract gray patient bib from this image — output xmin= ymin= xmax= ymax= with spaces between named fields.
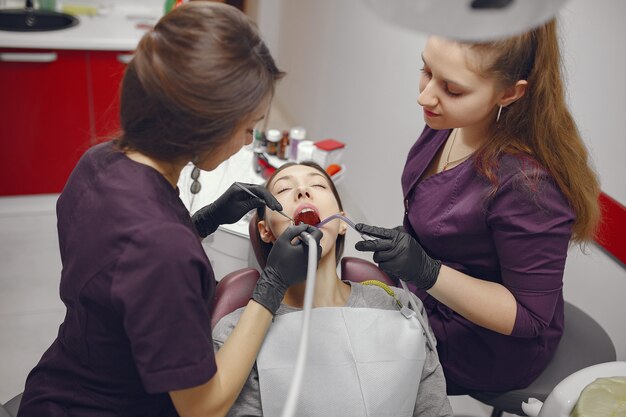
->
xmin=257 ymin=307 xmax=427 ymax=417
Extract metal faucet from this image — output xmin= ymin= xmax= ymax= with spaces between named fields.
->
xmin=25 ymin=0 xmax=36 ymax=27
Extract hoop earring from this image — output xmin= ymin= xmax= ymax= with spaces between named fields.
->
xmin=190 ymin=158 xmax=201 ymax=195
xmin=496 ymin=104 xmax=503 ymax=123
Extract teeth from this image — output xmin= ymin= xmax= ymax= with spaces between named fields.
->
xmin=300 ymin=208 xmax=314 ymax=213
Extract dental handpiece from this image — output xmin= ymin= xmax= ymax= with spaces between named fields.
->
xmin=298 ymin=231 xmax=313 ymax=246
xmin=281 ymin=226 xmax=318 ymax=417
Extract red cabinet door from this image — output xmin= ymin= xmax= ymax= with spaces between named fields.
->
xmin=0 ymin=49 xmax=91 ymax=196
xmin=88 ymin=50 xmax=130 ymax=140
xmin=0 ymin=49 xmax=130 ymax=196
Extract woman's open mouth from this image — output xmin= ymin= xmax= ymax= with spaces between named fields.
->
xmin=293 ymin=206 xmax=321 ymax=226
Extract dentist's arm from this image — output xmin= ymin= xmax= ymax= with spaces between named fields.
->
xmin=355 ymin=223 xmax=516 ymax=335
xmin=169 ymin=224 xmax=322 ymax=417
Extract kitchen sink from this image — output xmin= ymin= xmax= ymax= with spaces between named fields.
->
xmin=0 ymin=9 xmax=79 ymax=32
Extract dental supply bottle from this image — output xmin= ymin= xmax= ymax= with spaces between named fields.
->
xmin=278 ymin=131 xmax=289 ymax=160
xmin=297 ymin=140 xmax=316 ymax=163
xmin=266 ymin=129 xmax=281 ymax=156
xmin=312 ymin=138 xmax=345 ymax=168
xmin=252 ymin=129 xmax=266 ymax=174
xmin=164 ymin=0 xmax=184 ymax=14
xmin=288 ymin=126 xmax=306 ymax=161
xmin=253 ymin=129 xmax=266 ymax=152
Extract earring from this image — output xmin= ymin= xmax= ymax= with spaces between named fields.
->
xmin=496 ymin=104 xmax=503 ymax=123
xmin=190 ymin=159 xmax=201 ymax=194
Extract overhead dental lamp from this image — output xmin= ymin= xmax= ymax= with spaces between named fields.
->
xmin=363 ymin=0 xmax=570 ymax=41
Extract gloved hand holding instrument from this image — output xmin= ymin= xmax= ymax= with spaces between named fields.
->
xmin=193 ymin=180 xmax=323 ymax=315
xmin=253 ymin=224 xmax=323 ymax=315
xmin=192 ymin=182 xmax=283 ymax=238
xmin=354 ymin=223 xmax=442 ymax=291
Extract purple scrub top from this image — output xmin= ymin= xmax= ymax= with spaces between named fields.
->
xmin=401 ymin=127 xmax=574 ymax=392
xmin=18 ymin=142 xmax=217 ymax=416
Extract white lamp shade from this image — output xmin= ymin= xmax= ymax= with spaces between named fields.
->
xmin=363 ymin=0 xmax=570 ymax=41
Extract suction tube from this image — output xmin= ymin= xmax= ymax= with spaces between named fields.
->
xmin=280 ymin=231 xmax=318 ymax=417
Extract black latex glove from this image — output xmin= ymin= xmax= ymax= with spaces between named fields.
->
xmin=252 ymin=224 xmax=323 ymax=315
xmin=354 ymin=223 xmax=441 ymax=290
xmin=192 ymin=182 xmax=282 ymax=238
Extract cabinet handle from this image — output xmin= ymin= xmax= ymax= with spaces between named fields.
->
xmin=116 ymin=53 xmax=134 ymax=65
xmin=0 ymin=52 xmax=58 ymax=63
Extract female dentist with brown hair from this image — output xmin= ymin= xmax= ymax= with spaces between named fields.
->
xmin=356 ymin=19 xmax=600 ymax=394
xmin=17 ymin=3 xmax=321 ymax=417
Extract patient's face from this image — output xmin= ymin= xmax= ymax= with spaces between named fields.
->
xmin=259 ymin=165 xmax=346 ymax=259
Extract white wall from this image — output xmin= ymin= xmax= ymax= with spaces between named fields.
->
xmin=254 ymin=0 xmax=626 ymax=360
xmin=256 ymin=0 xmax=426 ymax=228
xmin=558 ymin=0 xmax=626 ymax=360
xmin=559 ymin=1 xmax=626 ymax=204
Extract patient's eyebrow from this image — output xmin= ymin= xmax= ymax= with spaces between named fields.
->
xmin=271 ymin=175 xmax=298 ymax=193
xmin=272 ymin=175 xmax=293 ymax=189
xmin=308 ymin=172 xmax=326 ymax=181
xmin=271 ymin=172 xmax=328 ymax=192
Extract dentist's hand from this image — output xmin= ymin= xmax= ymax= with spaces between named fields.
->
xmin=192 ymin=182 xmax=282 ymax=238
xmin=354 ymin=224 xmax=441 ymax=290
xmin=252 ymin=224 xmax=323 ymax=315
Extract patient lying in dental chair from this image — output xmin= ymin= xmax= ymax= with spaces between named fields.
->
xmin=212 ymin=161 xmax=453 ymax=417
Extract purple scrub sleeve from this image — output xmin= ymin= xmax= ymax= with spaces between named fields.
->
xmin=401 ymin=127 xmax=574 ymax=391
xmin=19 ymin=141 xmax=217 ymax=416
xmin=487 ymin=158 xmax=571 ymax=338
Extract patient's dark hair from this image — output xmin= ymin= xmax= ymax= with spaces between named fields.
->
xmin=117 ymin=2 xmax=284 ymax=161
xmin=256 ymin=161 xmax=345 ymax=265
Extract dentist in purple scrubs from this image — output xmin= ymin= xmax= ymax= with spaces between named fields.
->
xmin=356 ymin=20 xmax=601 ymax=393
xmin=18 ymin=4 xmax=320 ymax=417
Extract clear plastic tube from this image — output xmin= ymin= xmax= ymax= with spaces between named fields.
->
xmin=316 ymin=213 xmax=375 ymax=241
xmin=316 ymin=212 xmax=353 ymax=228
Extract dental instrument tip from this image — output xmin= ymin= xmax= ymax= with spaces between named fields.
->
xmin=278 ymin=210 xmax=295 ymax=224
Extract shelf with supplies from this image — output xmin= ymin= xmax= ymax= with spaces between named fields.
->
xmin=255 ymin=151 xmax=347 ymax=185
xmin=251 ymin=127 xmax=346 ymax=184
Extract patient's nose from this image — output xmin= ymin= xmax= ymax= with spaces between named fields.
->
xmin=418 ymin=81 xmax=438 ymax=108
xmin=296 ymin=186 xmax=311 ymax=200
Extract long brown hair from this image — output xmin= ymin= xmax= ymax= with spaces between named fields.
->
xmin=467 ymin=19 xmax=600 ymax=243
xmin=256 ymin=161 xmax=345 ymax=264
xmin=117 ymin=2 xmax=284 ymax=161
